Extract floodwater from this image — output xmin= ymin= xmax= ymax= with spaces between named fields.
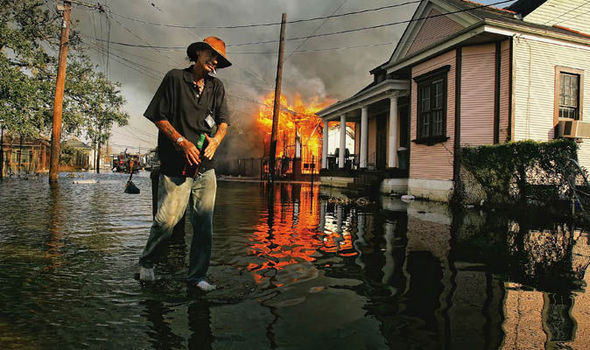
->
xmin=1 ymin=172 xmax=590 ymax=349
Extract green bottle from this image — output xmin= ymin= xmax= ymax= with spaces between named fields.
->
xmin=196 ymin=133 xmax=206 ymax=150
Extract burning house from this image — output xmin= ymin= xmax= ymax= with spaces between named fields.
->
xmin=256 ymin=92 xmax=335 ymax=181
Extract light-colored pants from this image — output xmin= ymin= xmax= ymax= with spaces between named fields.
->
xmin=139 ymin=169 xmax=216 ymax=282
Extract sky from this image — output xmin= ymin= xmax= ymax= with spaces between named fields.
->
xmin=64 ymin=0 xmax=519 ymax=156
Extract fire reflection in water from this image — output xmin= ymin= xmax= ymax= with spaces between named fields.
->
xmin=247 ymin=184 xmax=356 ymax=287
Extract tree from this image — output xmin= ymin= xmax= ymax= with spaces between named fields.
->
xmin=0 ymin=0 xmax=128 ymax=144
xmin=70 ymin=59 xmax=129 ymax=172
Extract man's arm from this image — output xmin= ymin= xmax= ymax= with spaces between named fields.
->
xmin=155 ymin=120 xmax=201 ymax=166
xmin=203 ymin=122 xmax=228 ymax=160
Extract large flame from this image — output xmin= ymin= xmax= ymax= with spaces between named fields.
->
xmin=256 ymin=92 xmax=334 ymax=174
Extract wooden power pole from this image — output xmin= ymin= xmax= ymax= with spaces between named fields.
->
xmin=49 ymin=1 xmax=72 ymax=183
xmin=269 ymin=13 xmax=287 ymax=184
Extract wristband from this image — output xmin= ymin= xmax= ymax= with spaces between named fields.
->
xmin=176 ymin=136 xmax=185 ymax=145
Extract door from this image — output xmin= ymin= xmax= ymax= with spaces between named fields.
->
xmin=376 ymin=114 xmax=387 ymax=170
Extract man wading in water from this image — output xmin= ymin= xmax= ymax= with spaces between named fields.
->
xmin=138 ymin=36 xmax=231 ymax=291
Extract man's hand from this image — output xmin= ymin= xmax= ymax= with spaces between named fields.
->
xmin=179 ymin=139 xmax=201 ymax=166
xmin=154 ymin=120 xmax=202 ymax=165
xmin=203 ymin=134 xmax=220 ymax=160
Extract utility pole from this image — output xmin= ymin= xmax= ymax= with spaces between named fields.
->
xmin=269 ymin=13 xmax=287 ymax=184
xmin=49 ymin=1 xmax=72 ymax=183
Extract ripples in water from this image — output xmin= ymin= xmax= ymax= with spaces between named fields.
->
xmin=1 ymin=173 xmax=590 ymax=349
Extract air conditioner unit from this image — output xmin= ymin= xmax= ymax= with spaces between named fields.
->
xmin=557 ymin=120 xmax=590 ymax=138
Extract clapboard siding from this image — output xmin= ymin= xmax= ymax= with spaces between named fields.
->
xmin=460 ymin=44 xmax=496 ymax=146
xmin=513 ymin=36 xmax=590 ymax=169
xmin=500 ymin=39 xmax=511 ymax=143
xmin=523 ymin=0 xmax=590 ymax=36
xmin=406 ymin=9 xmax=464 ymax=58
xmin=410 ymin=50 xmax=456 ymax=181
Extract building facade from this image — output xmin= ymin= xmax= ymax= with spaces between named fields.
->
xmin=318 ymin=0 xmax=590 ymax=201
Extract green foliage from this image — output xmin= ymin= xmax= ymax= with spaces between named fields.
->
xmin=461 ymin=139 xmax=579 ymax=205
xmin=0 ymin=0 xmax=128 ymax=142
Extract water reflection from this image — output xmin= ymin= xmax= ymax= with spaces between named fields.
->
xmin=2 ymin=176 xmax=590 ymax=348
xmin=45 ymin=184 xmax=64 ymax=271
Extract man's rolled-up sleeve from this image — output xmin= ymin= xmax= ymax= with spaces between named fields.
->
xmin=144 ymin=71 xmax=172 ymax=123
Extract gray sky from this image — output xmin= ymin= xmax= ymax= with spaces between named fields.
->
xmin=67 ymin=0 xmax=517 ymax=154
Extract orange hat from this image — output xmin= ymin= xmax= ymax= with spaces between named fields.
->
xmin=187 ymin=36 xmax=231 ymax=68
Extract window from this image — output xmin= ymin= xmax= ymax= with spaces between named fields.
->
xmin=555 ymin=66 xmax=584 ymax=124
xmin=559 ymin=72 xmax=580 ymax=119
xmin=414 ymin=65 xmax=449 ymax=144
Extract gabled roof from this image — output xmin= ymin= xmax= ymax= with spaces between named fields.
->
xmin=377 ymin=0 xmax=589 ymax=74
xmin=385 ymin=0 xmax=519 ymax=69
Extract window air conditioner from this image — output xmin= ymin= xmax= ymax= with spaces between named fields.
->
xmin=557 ymin=120 xmax=590 ymax=138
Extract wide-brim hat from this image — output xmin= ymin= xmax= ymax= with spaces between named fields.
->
xmin=187 ymin=36 xmax=231 ymax=69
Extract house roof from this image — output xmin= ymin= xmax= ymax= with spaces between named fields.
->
xmin=319 ymin=0 xmax=590 ymax=118
xmin=381 ymin=0 xmax=590 ymax=72
xmin=63 ymin=139 xmax=92 ymax=149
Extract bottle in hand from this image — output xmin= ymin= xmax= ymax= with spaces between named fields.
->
xmin=182 ymin=134 xmax=207 ymax=177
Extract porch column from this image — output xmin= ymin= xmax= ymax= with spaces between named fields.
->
xmin=339 ymin=114 xmax=346 ymax=168
xmin=360 ymin=106 xmax=368 ymax=168
xmin=388 ymin=96 xmax=398 ymax=168
xmin=322 ymin=120 xmax=329 ymax=169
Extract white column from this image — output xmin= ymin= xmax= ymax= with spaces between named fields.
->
xmin=360 ymin=106 xmax=368 ymax=168
xmin=322 ymin=120 xmax=329 ymax=169
xmin=388 ymin=96 xmax=398 ymax=168
xmin=382 ymin=221 xmax=395 ymax=285
xmin=339 ymin=114 xmax=346 ymax=168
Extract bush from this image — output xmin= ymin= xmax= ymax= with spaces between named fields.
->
xmin=460 ymin=139 xmax=578 ymax=205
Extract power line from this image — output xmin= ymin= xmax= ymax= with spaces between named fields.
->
xmin=112 ymin=127 xmax=155 ymax=145
xmin=105 ymin=10 xmax=177 ymax=65
xmin=547 ymin=0 xmax=590 ymax=25
xmin=83 ymin=31 xmax=277 ymax=91
xmin=104 ymin=1 xmax=421 ymax=29
xmin=91 ymin=0 xmax=514 ymax=49
xmin=284 ymin=0 xmax=349 ymax=63
xmin=84 ymin=41 xmax=163 ymax=81
xmin=228 ymin=40 xmax=396 ymax=55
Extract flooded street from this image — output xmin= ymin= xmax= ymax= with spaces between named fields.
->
xmin=1 ymin=172 xmax=590 ymax=349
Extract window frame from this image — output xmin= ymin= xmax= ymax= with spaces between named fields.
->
xmin=554 ymin=66 xmax=584 ymax=125
xmin=413 ymin=65 xmax=450 ymax=145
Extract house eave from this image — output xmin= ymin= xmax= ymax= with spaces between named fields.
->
xmin=383 ymin=18 xmax=590 ymax=75
xmin=317 ymin=79 xmax=409 ymax=120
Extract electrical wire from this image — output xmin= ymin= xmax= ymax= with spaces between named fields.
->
xmin=543 ymin=0 xmax=590 ymax=25
xmin=284 ymin=0 xmax=349 ymax=63
xmin=90 ymin=0 xmax=514 ymax=49
xmin=104 ymin=1 xmax=421 ymax=29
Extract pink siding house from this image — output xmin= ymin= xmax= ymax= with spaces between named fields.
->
xmin=318 ymin=0 xmax=590 ymax=202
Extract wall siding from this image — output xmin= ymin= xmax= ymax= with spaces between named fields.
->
xmin=513 ymin=36 xmax=590 ymax=169
xmin=406 ymin=9 xmax=465 ymax=58
xmin=410 ymin=50 xmax=456 ymax=181
xmin=500 ymin=39 xmax=511 ymax=143
xmin=523 ymin=0 xmax=590 ymax=36
xmin=460 ymin=44 xmax=496 ymax=146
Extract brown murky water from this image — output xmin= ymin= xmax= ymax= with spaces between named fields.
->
xmin=1 ymin=172 xmax=589 ymax=349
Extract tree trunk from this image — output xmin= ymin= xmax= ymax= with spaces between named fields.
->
xmin=96 ymin=142 xmax=101 ymax=174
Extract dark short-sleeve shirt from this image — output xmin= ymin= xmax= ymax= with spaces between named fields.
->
xmin=144 ymin=67 xmax=230 ymax=176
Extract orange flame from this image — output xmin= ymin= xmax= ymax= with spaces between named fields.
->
xmin=256 ymin=92 xmax=334 ymax=174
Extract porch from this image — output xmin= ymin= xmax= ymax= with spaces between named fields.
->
xmin=317 ymin=78 xmax=410 ymax=194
